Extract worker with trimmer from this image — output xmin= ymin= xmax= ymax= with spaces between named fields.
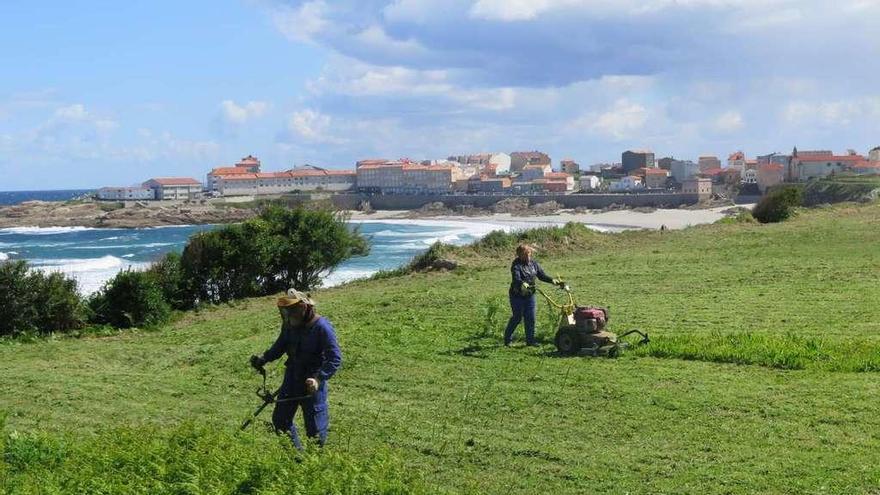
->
xmin=504 ymin=244 xmax=565 ymax=347
xmin=250 ymin=289 xmax=342 ymax=448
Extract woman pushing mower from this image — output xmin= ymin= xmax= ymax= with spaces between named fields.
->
xmin=504 ymin=244 xmax=566 ymax=347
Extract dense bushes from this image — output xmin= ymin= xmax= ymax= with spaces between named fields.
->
xmin=0 ymin=261 xmax=86 ymax=337
xmin=752 ymin=186 xmax=803 ymax=223
xmin=1 ymin=422 xmax=423 ymax=494
xmin=1 ymin=205 xmax=367 ymax=336
xmin=88 ymin=270 xmax=171 ymax=329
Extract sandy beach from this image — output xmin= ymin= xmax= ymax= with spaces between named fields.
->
xmin=348 ymin=205 xmax=743 ymax=231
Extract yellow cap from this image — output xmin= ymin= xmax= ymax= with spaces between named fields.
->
xmin=276 ymin=288 xmax=315 ymax=307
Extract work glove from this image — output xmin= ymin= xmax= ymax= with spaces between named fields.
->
xmin=520 ymin=282 xmax=532 ymax=296
xmin=552 ymin=278 xmax=564 ymax=287
xmin=249 ymin=354 xmax=266 ymax=372
xmin=305 ymin=377 xmax=319 ymax=395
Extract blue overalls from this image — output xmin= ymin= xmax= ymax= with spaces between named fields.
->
xmin=260 ymin=316 xmax=342 ymax=448
xmin=504 ymin=259 xmax=554 ymax=346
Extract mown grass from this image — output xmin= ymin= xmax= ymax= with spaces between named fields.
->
xmin=2 ymin=202 xmax=880 ymax=493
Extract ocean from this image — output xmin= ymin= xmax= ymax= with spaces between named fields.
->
xmin=0 ymin=189 xmax=94 ymax=206
xmin=0 ymin=220 xmax=517 ymax=295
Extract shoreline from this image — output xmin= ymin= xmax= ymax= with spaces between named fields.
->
xmin=0 ymin=197 xmax=743 ymax=232
xmin=348 ymin=205 xmax=742 ymax=231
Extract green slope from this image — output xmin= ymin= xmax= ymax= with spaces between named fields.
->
xmin=2 ymin=203 xmax=880 ymax=494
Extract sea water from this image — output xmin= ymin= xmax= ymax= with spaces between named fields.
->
xmin=0 ymin=220 xmax=518 ymax=295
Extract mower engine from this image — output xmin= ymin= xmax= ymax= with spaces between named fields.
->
xmin=555 ymin=304 xmax=649 ymax=357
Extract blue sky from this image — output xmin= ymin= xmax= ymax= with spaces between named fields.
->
xmin=1 ymin=0 xmax=879 ymax=190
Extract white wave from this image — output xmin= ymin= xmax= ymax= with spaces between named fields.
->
xmin=100 ymin=236 xmax=121 ymax=241
xmin=320 ymin=268 xmax=378 ymax=288
xmin=30 ymin=255 xmax=152 ymax=295
xmin=0 ymin=252 xmax=7 ymax=261
xmin=69 ymin=242 xmax=174 ymax=250
xmin=0 ymin=226 xmax=97 ymax=235
xmin=121 ymin=253 xmax=135 ymax=258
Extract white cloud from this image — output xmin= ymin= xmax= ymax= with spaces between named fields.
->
xmin=783 ymin=98 xmax=880 ymax=127
xmin=714 ymin=110 xmax=744 ymax=132
xmin=271 ymin=1 xmax=330 ymax=43
xmin=285 ymin=109 xmax=344 ymax=144
xmin=219 ymin=100 xmax=269 ymax=125
xmin=574 ymin=99 xmax=649 ymax=141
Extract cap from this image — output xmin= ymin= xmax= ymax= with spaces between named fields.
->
xmin=276 ymin=288 xmax=315 ymax=308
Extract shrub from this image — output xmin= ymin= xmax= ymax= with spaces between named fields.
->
xmin=179 ymin=220 xmax=276 ymax=306
xmin=752 ymin=186 xmax=803 ymax=223
xmin=88 ymin=269 xmax=171 ymax=329
xmin=261 ymin=205 xmax=369 ymax=290
xmin=145 ymin=251 xmax=187 ymax=310
xmin=0 ymin=260 xmax=86 ymax=337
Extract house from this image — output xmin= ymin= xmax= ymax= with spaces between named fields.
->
xmin=510 ymin=151 xmax=550 ymax=172
xmin=518 ymin=163 xmax=552 ymax=181
xmin=143 ymin=178 xmax=202 ymax=200
xmin=610 ymin=176 xmax=644 ymax=192
xmin=448 ymin=153 xmax=511 ymax=175
xmin=636 ymin=167 xmax=670 ymax=189
xmin=742 ymin=169 xmax=758 ymax=184
xmin=97 ymin=186 xmax=155 ymax=201
xmin=681 ymin=177 xmax=712 ymax=196
xmin=870 ymin=146 xmax=880 ymax=162
xmin=728 ymin=151 xmax=746 ymax=171
xmin=543 ymin=172 xmax=575 ymax=192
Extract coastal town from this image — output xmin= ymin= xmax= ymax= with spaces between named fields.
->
xmin=97 ymin=146 xmax=880 ymax=202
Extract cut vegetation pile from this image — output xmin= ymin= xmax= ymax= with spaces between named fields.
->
xmin=3 ymin=202 xmax=880 ymax=493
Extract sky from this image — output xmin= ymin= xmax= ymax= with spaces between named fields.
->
xmin=1 ymin=0 xmax=879 ymax=190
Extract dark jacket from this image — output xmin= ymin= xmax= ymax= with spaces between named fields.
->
xmin=261 ymin=316 xmax=342 ymax=396
xmin=509 ymin=259 xmax=553 ymax=296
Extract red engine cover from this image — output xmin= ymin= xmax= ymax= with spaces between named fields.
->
xmin=574 ymin=307 xmax=607 ymax=322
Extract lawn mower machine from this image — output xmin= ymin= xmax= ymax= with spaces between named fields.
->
xmin=536 ymin=283 xmax=649 ymax=357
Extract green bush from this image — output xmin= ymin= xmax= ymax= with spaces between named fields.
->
xmin=88 ymin=269 xmax=171 ymax=329
xmin=1 ymin=423 xmax=424 ymax=494
xmin=0 ymin=260 xmax=86 ymax=337
xmin=145 ymin=251 xmax=187 ymax=310
xmin=261 ymin=205 xmax=369 ymax=290
xmin=752 ymin=186 xmax=803 ymax=223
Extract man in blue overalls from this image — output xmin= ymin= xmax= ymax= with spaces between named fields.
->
xmin=250 ymin=289 xmax=342 ymax=448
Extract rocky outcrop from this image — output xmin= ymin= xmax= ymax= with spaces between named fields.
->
xmin=0 ymin=200 xmax=258 ymax=228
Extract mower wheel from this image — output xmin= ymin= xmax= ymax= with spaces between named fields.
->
xmin=555 ymin=326 xmax=583 ymax=355
xmin=607 ymin=344 xmax=620 ymax=358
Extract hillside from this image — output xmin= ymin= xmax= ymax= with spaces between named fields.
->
xmin=2 ymin=203 xmax=880 ymax=493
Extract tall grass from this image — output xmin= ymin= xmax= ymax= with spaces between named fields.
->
xmin=633 ymin=332 xmax=880 ymax=372
xmin=1 ymin=422 xmax=423 ymax=494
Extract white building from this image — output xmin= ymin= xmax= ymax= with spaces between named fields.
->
xmin=97 ymin=186 xmax=155 ymax=201
xmin=215 ymin=166 xmax=356 ymax=196
xmin=870 ymin=147 xmax=880 ymax=162
xmin=610 ymin=176 xmax=644 ymax=192
xmin=518 ymin=164 xmax=551 ymax=181
xmin=728 ymin=151 xmax=746 ymax=171
xmin=579 ymin=175 xmax=601 ymax=191
xmin=143 ymin=178 xmax=203 ymax=200
xmin=741 ymin=169 xmax=758 ymax=185
xmin=356 ymin=161 xmax=463 ymax=194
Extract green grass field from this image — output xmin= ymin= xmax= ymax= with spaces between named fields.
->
xmin=3 ymin=203 xmax=880 ymax=493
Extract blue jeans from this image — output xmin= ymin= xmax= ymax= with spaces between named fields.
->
xmin=504 ymin=293 xmax=537 ymax=345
